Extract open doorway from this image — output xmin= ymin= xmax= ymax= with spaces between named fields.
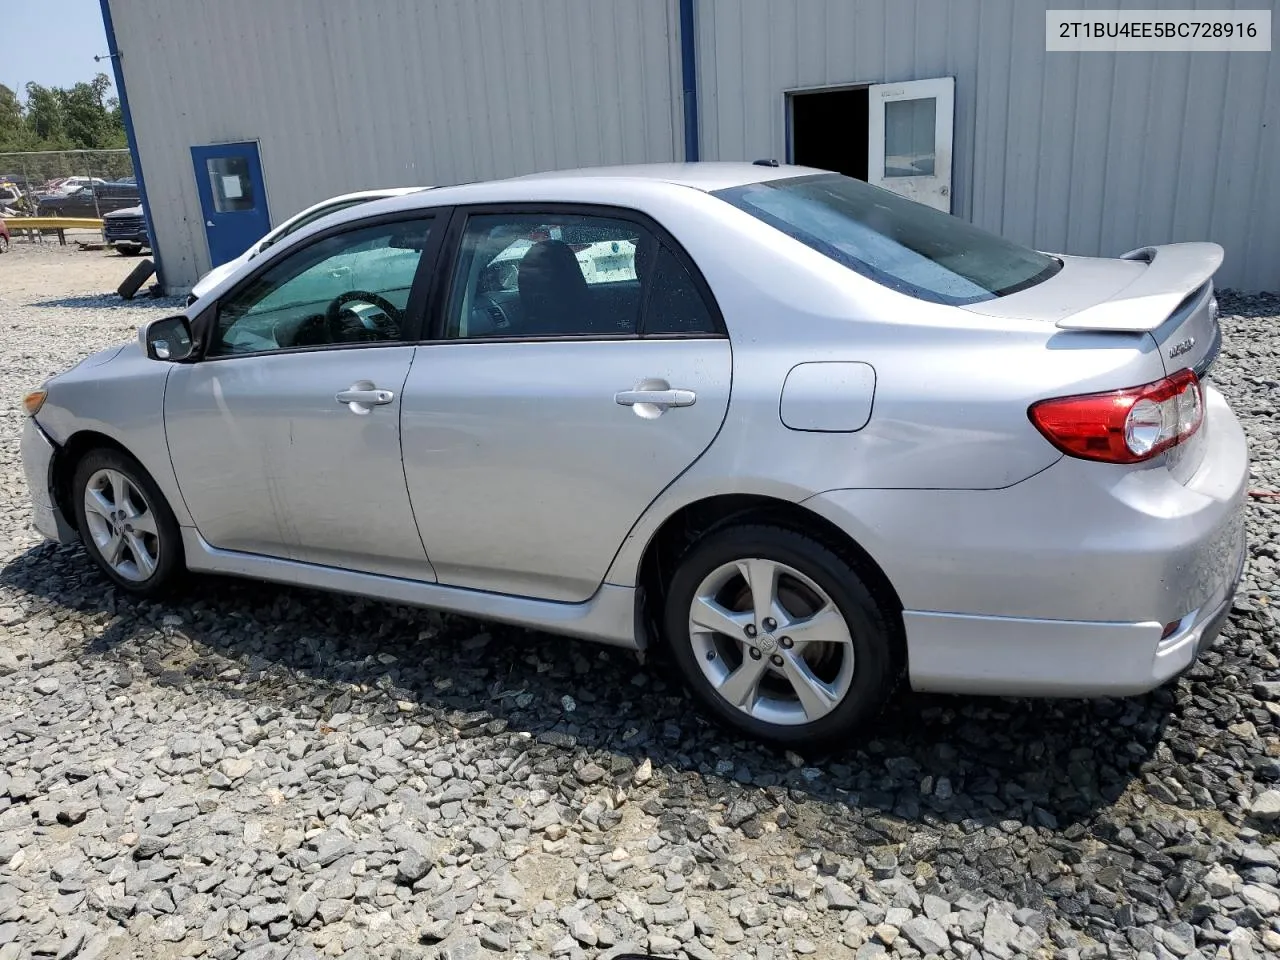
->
xmin=788 ymin=86 xmax=869 ymax=181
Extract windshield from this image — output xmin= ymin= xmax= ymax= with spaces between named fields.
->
xmin=712 ymin=173 xmax=1061 ymax=305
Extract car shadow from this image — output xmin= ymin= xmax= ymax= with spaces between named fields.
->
xmin=1 ymin=539 xmax=1179 ymax=870
xmin=29 ymin=294 xmax=186 ymax=310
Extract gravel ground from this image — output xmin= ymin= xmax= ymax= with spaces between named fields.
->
xmin=1 ymin=243 xmax=1278 ymax=960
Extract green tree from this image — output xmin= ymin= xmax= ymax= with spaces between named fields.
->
xmin=0 ymin=85 xmax=24 ymax=146
xmin=58 ymin=74 xmax=118 ymax=148
xmin=23 ymin=82 xmax=67 ymax=145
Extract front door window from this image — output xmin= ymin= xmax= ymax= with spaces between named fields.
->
xmin=209 ymin=218 xmax=434 ymax=356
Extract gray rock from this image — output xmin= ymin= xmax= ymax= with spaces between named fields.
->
xmin=438 ymin=938 xmax=482 ymax=960
xmin=922 ymin=894 xmax=950 ymax=920
xmin=318 ymin=899 xmax=350 ymax=924
xmin=570 ymin=919 xmax=598 ymax=946
xmin=152 ymin=916 xmax=188 ymax=942
xmin=479 ymin=928 xmax=509 ymax=952
xmin=1249 ymin=791 xmax=1280 ymax=821
xmin=824 ymin=879 xmax=859 ymax=910
xmin=33 ymin=677 xmax=60 ymax=695
xmin=982 ymin=907 xmax=1019 ymax=960
xmin=249 ymin=902 xmax=289 ymax=928
xmin=397 ymin=849 xmax=431 ymax=884
xmin=901 ymin=916 xmax=949 ymax=955
xmin=398 ymin=725 xmax=423 ymax=748
xmin=469 ymin=827 xmax=500 ymax=852
xmin=133 ymin=835 xmax=167 ymax=859
xmin=218 ymin=756 xmax=253 ymax=781
xmin=0 ymin=649 xmax=20 ymax=677
xmin=313 ymin=831 xmax=354 ymax=866
xmin=648 ymin=934 xmax=681 ymax=956
xmin=1253 ymin=681 xmax=1280 ymax=700
xmin=292 ymin=892 xmax=319 ymax=926
xmin=1240 ymin=884 xmax=1280 ymax=915
xmin=1204 ymin=864 xmax=1238 ymax=897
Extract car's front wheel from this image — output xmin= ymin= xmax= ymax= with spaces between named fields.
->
xmin=116 ymin=243 xmax=143 ymax=257
xmin=71 ymin=448 xmax=184 ymax=596
xmin=664 ymin=524 xmax=899 ymax=748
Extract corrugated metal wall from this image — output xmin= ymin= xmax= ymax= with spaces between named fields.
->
xmin=694 ymin=0 xmax=1280 ymax=291
xmin=109 ymin=0 xmax=685 ymax=289
xmin=113 ymin=0 xmax=1278 ymax=292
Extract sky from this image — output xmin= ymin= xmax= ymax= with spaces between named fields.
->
xmin=7 ymin=0 xmax=113 ymax=99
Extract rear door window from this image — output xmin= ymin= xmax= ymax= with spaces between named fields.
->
xmin=444 ymin=213 xmax=652 ymax=339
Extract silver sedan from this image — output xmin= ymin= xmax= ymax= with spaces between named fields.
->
xmin=20 ymin=163 xmax=1249 ymax=746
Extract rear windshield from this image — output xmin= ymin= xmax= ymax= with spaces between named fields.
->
xmin=712 ymin=173 xmax=1061 ymax=305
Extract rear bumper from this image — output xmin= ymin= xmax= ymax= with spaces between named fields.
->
xmin=20 ymin=418 xmax=76 ymax=544
xmin=804 ymin=385 xmax=1249 ymax=697
xmin=902 ymin=537 xmax=1244 ymax=696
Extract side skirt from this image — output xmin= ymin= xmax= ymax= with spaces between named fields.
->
xmin=180 ymin=528 xmax=640 ymax=649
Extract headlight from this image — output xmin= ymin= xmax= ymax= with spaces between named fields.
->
xmin=22 ymin=388 xmax=47 ymax=417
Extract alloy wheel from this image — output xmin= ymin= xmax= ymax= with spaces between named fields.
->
xmin=82 ymin=468 xmax=161 ymax=582
xmin=688 ymin=557 xmax=856 ymax=726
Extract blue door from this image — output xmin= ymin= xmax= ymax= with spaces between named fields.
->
xmin=190 ymin=141 xmax=271 ymax=267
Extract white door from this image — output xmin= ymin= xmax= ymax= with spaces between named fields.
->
xmin=868 ymin=77 xmax=955 ymax=212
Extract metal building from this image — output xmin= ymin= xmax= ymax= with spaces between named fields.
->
xmin=101 ymin=0 xmax=1279 ymax=293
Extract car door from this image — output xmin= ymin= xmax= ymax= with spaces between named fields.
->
xmin=165 ymin=212 xmax=444 ymax=581
xmin=401 ymin=206 xmax=732 ymax=602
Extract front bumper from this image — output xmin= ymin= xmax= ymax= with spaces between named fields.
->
xmin=104 ymin=229 xmax=149 ymax=245
xmin=805 ymin=385 xmax=1250 ymax=697
xmin=20 ymin=418 xmax=76 ymax=544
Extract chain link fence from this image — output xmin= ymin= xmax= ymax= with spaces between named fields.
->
xmin=0 ymin=149 xmax=137 ymax=245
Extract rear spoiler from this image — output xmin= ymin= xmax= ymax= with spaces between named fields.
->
xmin=1054 ymin=242 xmax=1224 ymax=331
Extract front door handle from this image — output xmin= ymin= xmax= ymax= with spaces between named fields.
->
xmin=336 ymin=381 xmax=394 ymax=414
xmin=615 ymin=389 xmax=696 ymax=408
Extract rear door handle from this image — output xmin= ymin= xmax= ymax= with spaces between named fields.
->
xmin=615 ymin=389 xmax=696 ymax=408
xmin=336 ymin=381 xmax=394 ymax=414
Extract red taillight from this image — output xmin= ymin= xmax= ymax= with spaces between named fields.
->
xmin=1028 ymin=368 xmax=1203 ymax=464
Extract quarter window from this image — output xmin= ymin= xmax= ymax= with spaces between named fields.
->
xmin=446 ymin=213 xmax=654 ymax=339
xmin=639 ymin=243 xmax=719 ymax=336
xmin=208 ymin=218 xmax=433 ymax=357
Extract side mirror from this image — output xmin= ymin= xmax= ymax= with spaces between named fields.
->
xmin=141 ymin=315 xmax=195 ymax=362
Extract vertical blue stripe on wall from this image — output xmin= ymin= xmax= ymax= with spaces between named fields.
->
xmin=98 ymin=0 xmax=164 ymax=288
xmin=679 ymin=0 xmax=699 ymax=162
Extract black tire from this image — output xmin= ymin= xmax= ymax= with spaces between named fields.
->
xmin=117 ymin=258 xmax=156 ymax=300
xmin=71 ymin=448 xmax=184 ymax=597
xmin=0 ymin=233 xmax=9 ymax=253
xmin=663 ymin=523 xmax=899 ymax=748
xmin=116 ymin=243 xmax=143 ymax=257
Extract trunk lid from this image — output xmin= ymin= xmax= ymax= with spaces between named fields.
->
xmin=961 ymin=242 xmax=1223 ymax=379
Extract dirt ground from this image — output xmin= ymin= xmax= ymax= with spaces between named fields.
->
xmin=0 ymin=232 xmax=159 ymax=300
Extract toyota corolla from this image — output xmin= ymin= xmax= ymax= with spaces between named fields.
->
xmin=20 ymin=163 xmax=1248 ymax=745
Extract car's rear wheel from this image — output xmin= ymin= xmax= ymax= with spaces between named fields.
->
xmin=116 ymin=243 xmax=143 ymax=257
xmin=0 ymin=233 xmax=9 ymax=253
xmin=71 ymin=448 xmax=183 ymax=596
xmin=664 ymin=524 xmax=898 ymax=748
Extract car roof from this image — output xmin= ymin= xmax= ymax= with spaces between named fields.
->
xmin=505 ymin=161 xmax=815 ymax=192
xmin=348 ymin=161 xmax=825 ymax=214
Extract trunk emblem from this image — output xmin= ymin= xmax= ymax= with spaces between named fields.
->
xmin=1169 ymin=337 xmax=1196 ymax=359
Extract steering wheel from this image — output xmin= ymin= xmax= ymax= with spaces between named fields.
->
xmin=324 ymin=290 xmax=403 ymax=337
